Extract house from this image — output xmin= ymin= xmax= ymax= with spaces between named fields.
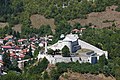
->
xmin=39 ymin=43 xmax=44 ymax=47
xmin=48 ymin=35 xmax=53 ymax=41
xmin=0 ymin=55 xmax=4 ymax=75
xmin=0 ymin=35 xmax=41 ymax=72
xmin=4 ymin=35 xmax=13 ymax=41
xmin=5 ymin=42 xmax=15 ymax=46
xmin=80 ymin=28 xmax=86 ymax=33
xmin=72 ymin=29 xmax=80 ymax=33
xmin=1 ymin=46 xmax=21 ymax=52
xmin=0 ymin=62 xmax=3 ymax=75
xmin=0 ymin=39 xmax=3 ymax=44
xmin=72 ymin=28 xmax=86 ymax=33
xmin=18 ymin=39 xmax=27 ymax=44
xmin=1 ymin=46 xmax=12 ymax=50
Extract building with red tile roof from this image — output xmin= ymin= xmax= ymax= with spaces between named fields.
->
xmin=72 ymin=29 xmax=80 ymax=33
xmin=2 ymin=46 xmax=12 ymax=49
xmin=10 ymin=52 xmax=16 ymax=57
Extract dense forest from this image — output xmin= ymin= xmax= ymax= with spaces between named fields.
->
xmin=0 ymin=0 xmax=120 ymax=80
xmin=1 ymin=0 xmax=120 ymax=22
xmin=0 ymin=0 xmax=120 ymax=36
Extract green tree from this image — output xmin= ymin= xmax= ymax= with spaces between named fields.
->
xmin=10 ymin=59 xmax=21 ymax=72
xmin=33 ymin=49 xmax=39 ymax=58
xmin=0 ymin=71 xmax=25 ymax=80
xmin=115 ymin=66 xmax=120 ymax=80
xmin=47 ymin=49 xmax=54 ymax=55
xmin=43 ymin=71 xmax=50 ymax=80
xmin=2 ymin=51 xmax=11 ymax=69
xmin=3 ymin=40 xmax=7 ymax=45
xmin=39 ymin=25 xmax=53 ymax=36
xmin=16 ymin=31 xmax=20 ymax=38
xmin=28 ymin=57 xmax=49 ymax=74
xmin=62 ymin=46 xmax=70 ymax=57
xmin=98 ymin=54 xmax=108 ymax=69
xmin=28 ymin=45 xmax=33 ymax=58
xmin=50 ymin=69 xmax=60 ymax=80
xmin=73 ymin=23 xmax=82 ymax=29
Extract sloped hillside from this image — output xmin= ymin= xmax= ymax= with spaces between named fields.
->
xmin=30 ymin=14 xmax=56 ymax=33
xmin=12 ymin=24 xmax=22 ymax=32
xmin=0 ymin=22 xmax=8 ymax=28
xmin=59 ymin=72 xmax=116 ymax=80
xmin=68 ymin=5 xmax=120 ymax=28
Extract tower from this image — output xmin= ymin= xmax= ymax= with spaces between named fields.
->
xmin=45 ymin=35 xmax=47 ymax=54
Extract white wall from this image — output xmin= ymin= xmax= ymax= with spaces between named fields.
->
xmin=0 ymin=55 xmax=2 ymax=61
xmin=38 ymin=54 xmax=83 ymax=64
xmin=78 ymin=39 xmax=108 ymax=59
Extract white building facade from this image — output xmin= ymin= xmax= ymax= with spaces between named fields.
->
xmin=38 ymin=34 xmax=108 ymax=64
xmin=47 ymin=34 xmax=81 ymax=53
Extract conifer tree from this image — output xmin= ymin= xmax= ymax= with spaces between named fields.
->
xmin=62 ymin=46 xmax=70 ymax=57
